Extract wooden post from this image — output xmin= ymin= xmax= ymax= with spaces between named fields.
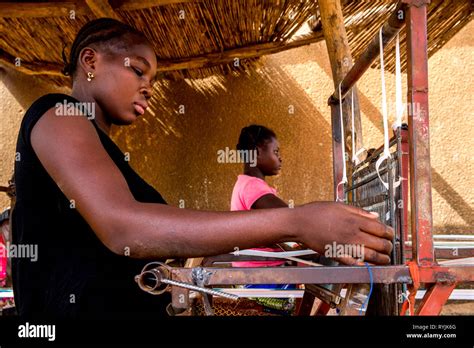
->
xmin=319 ymin=0 xmax=363 ymax=198
xmin=319 ymin=0 xmax=398 ymax=316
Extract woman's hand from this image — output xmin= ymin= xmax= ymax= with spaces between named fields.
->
xmin=294 ymin=202 xmax=394 ymax=265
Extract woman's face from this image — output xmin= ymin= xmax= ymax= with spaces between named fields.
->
xmin=257 ymin=137 xmax=282 ymax=176
xmin=88 ymin=42 xmax=158 ymax=125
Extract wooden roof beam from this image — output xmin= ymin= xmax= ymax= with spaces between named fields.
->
xmin=0 ymin=32 xmax=323 ymax=76
xmin=155 ymin=32 xmax=324 ymax=71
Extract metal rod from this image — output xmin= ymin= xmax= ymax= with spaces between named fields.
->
xmin=396 ymin=127 xmax=406 ymax=265
xmin=329 ymin=1 xmax=407 ymax=103
xmin=399 ymin=126 xmax=410 ymax=249
xmin=406 ymin=0 xmax=435 ymax=265
xmin=162 ymin=278 xmax=239 ymax=300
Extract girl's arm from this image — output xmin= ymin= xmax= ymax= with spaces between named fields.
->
xmin=251 ymin=194 xmax=288 ymax=209
xmin=31 ymin=109 xmax=393 ymax=265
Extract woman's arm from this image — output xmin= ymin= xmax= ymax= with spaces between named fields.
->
xmin=31 ymin=109 xmax=393 ymax=264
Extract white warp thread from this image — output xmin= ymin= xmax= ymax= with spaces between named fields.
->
xmin=336 ymin=82 xmax=348 ymax=202
xmin=351 ymin=88 xmax=366 ymax=165
xmin=375 ymin=29 xmax=401 ymax=191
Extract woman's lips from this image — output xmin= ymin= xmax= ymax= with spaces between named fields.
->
xmin=133 ymin=103 xmax=146 ymax=115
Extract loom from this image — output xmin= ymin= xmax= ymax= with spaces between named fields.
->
xmin=334 ymin=124 xmax=409 ymax=315
xmin=133 ymin=0 xmax=474 ymax=316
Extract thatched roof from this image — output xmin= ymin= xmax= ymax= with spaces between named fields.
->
xmin=0 ymin=0 xmax=471 ymax=86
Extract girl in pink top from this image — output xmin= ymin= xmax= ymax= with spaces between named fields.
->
xmin=231 ymin=125 xmax=289 ymax=271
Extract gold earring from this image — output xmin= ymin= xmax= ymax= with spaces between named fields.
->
xmin=87 ymin=72 xmax=94 ymax=82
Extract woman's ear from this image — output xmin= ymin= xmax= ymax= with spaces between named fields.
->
xmin=77 ymin=47 xmax=97 ymax=75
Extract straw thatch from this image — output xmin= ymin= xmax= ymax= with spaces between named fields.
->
xmin=0 ymin=0 xmax=471 ymax=86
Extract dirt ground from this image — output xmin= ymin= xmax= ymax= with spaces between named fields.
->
xmin=441 ymin=301 xmax=474 ymax=315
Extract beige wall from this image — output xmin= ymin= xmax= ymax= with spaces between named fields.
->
xmin=0 ymin=66 xmax=68 ymax=210
xmin=1 ymin=21 xmax=472 ymax=234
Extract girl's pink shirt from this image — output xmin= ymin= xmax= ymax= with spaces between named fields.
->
xmin=230 ymin=174 xmax=284 ymax=267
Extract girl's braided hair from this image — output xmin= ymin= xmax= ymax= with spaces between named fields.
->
xmin=236 ymin=125 xmax=276 ymax=151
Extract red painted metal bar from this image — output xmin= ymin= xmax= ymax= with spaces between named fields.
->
xmin=418 ymin=265 xmax=474 ymax=283
xmin=405 ymin=0 xmax=435 ymax=266
xmin=416 ymin=282 xmax=456 ymax=315
xmin=167 ymin=265 xmax=474 ymax=286
xmin=400 ymin=128 xmax=410 ymax=245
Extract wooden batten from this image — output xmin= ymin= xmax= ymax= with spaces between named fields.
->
xmin=85 ymin=0 xmax=121 ymax=20
xmin=0 ymin=2 xmax=90 ymax=18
